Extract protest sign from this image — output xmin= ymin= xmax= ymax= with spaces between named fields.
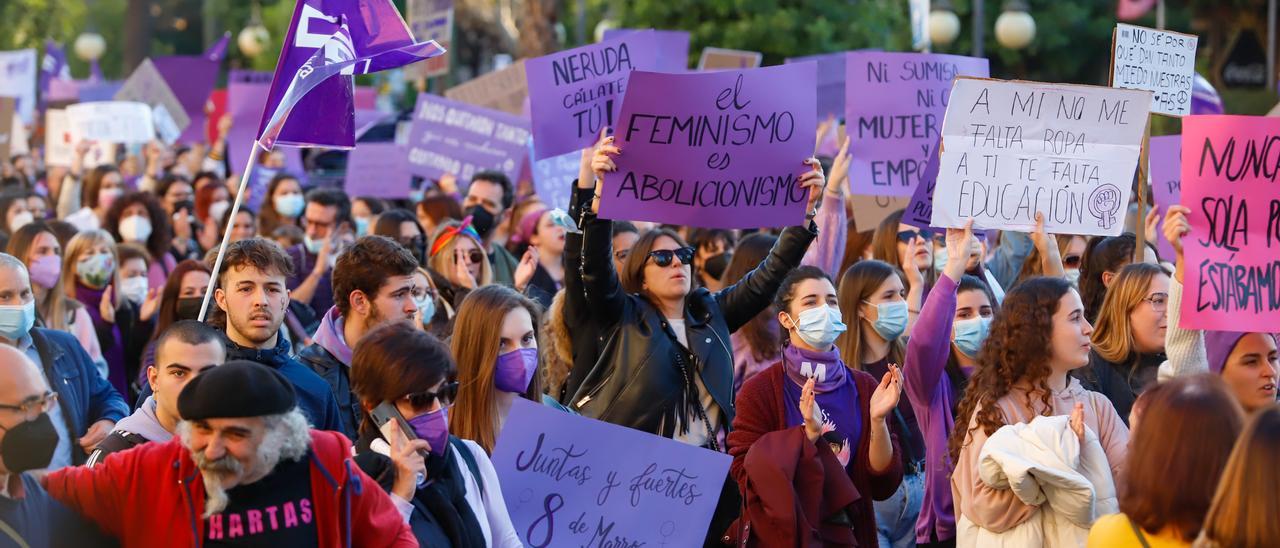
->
xmin=787 ymin=52 xmax=847 ymax=120
xmin=445 ymin=61 xmax=528 ymax=116
xmin=77 ymin=81 xmax=123 ymax=102
xmin=603 ymin=28 xmax=690 ymax=72
xmin=1111 ymin=24 xmax=1198 ymax=117
xmin=697 ymin=47 xmax=762 ymax=71
xmin=114 ymin=58 xmax=192 ymax=135
xmin=1147 ymin=134 xmax=1181 ymax=261
xmin=153 ymin=54 xmax=221 ymax=144
xmin=9 ymin=113 xmax=28 ymax=156
xmin=406 ymin=94 xmax=531 ymax=184
xmin=600 ymin=64 xmax=817 ymax=229
xmin=151 ymin=105 xmax=182 ymax=144
xmin=407 ymin=0 xmax=453 ymax=78
xmin=492 ymin=398 xmax=731 ymax=548
xmin=845 ymin=51 xmax=988 ymax=197
xmin=0 ymin=49 xmax=36 ymax=124
xmin=931 ymin=78 xmax=1152 ymax=236
xmin=526 ymin=31 xmax=661 ymax=160
xmin=0 ymin=98 xmax=13 ymax=163
xmin=44 ymin=109 xmax=74 ymax=167
xmin=851 ymin=194 xmax=911 ymax=231
xmin=902 ymin=136 xmax=942 ymax=229
xmin=345 ymin=143 xmax=412 ymax=198
xmin=530 ymin=146 xmax=580 ymax=212
xmin=1178 ymin=116 xmax=1280 ymax=332
xmin=65 ymin=101 xmax=155 ymax=144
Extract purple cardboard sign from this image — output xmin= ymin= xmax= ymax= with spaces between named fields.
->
xmin=786 ymin=52 xmax=847 ymax=120
xmin=600 ymin=64 xmax=818 ymax=229
xmin=902 ymin=135 xmax=942 ymax=229
xmin=845 ymin=51 xmax=988 ymax=197
xmin=530 ymin=143 xmax=580 ymax=212
xmin=602 ymin=28 xmax=690 ymax=73
xmin=345 ymin=142 xmax=412 ymax=198
xmin=492 ymin=399 xmax=731 ymax=548
xmin=152 ymin=55 xmax=220 ymax=145
xmin=405 ymin=93 xmax=531 ymax=185
xmin=1148 ymin=134 xmax=1181 ymax=262
xmin=526 ymin=30 xmax=661 ymax=160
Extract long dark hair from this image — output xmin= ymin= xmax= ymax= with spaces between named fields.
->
xmin=620 ymin=227 xmax=689 ymax=296
xmin=148 ymin=259 xmax=212 ymax=344
xmin=835 ymin=259 xmax=905 ymax=370
xmin=1079 ymin=233 xmax=1135 ymax=323
xmin=104 ymin=191 xmax=173 ymax=261
xmin=722 ymin=233 xmax=780 ymax=363
xmin=948 ymin=276 xmax=1074 ymax=463
xmin=944 ymin=274 xmax=999 ymax=399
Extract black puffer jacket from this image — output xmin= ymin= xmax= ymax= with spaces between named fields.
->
xmin=562 ymin=185 xmax=817 ymax=437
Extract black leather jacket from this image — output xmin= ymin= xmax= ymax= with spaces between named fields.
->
xmin=562 ymin=185 xmax=817 ymax=437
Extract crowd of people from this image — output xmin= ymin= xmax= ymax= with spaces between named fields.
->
xmin=0 ymin=118 xmax=1278 ymax=548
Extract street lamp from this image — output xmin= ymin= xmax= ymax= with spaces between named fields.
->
xmin=238 ymin=1 xmax=270 ymax=58
xmin=74 ymin=32 xmax=106 ymax=81
xmin=995 ymin=0 xmax=1036 ymax=50
xmin=929 ymin=0 xmax=961 ymax=46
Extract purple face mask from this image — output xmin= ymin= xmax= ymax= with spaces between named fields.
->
xmin=406 ymin=407 xmax=449 ymax=456
xmin=494 ymin=347 xmax=539 ymax=394
xmin=28 ymin=255 xmax=62 ymax=289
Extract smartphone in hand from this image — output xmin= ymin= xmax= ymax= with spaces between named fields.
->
xmin=370 ymin=401 xmax=427 ymax=455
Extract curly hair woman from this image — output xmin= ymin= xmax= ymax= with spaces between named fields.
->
xmin=948 ymin=276 xmax=1129 ymax=544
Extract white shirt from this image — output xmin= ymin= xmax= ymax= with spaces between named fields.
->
xmin=666 ymin=319 xmax=723 ymax=448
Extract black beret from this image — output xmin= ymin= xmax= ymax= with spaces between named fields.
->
xmin=178 ymin=360 xmax=297 ymax=421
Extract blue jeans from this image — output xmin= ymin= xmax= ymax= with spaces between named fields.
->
xmin=875 ymin=470 xmax=925 ymax=548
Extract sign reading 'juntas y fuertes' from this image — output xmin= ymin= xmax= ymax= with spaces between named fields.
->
xmin=1179 ymin=115 xmax=1280 ymax=332
xmin=600 ymin=63 xmax=817 ymax=229
xmin=931 ymin=78 xmax=1152 ymax=237
xmin=526 ymin=30 xmax=661 ymax=160
xmin=1111 ymin=23 xmax=1198 ymax=116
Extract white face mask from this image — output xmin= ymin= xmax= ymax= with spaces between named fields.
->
xmin=9 ymin=211 xmax=34 ymax=232
xmin=119 ymin=215 xmax=153 ymax=243
xmin=119 ymin=276 xmax=149 ymax=305
xmin=1064 ymin=269 xmax=1081 ymax=288
xmin=208 ymin=200 xmax=231 ymax=223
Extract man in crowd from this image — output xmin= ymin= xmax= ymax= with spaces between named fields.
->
xmin=87 ymin=320 xmax=227 ymax=465
xmin=300 ymin=235 xmax=420 ymax=439
xmin=0 ymin=346 xmax=112 ymax=547
xmin=212 ymin=238 xmax=342 ymax=431
xmin=44 ymin=360 xmax=416 ymax=546
xmin=462 ymin=170 xmax=519 ymax=286
xmin=0 ymin=253 xmax=126 ymax=469
xmin=287 ymin=187 xmax=353 ymax=318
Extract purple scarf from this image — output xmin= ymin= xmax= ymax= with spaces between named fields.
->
xmin=75 ymin=283 xmax=127 ymax=398
xmin=781 ymin=344 xmax=862 ymax=469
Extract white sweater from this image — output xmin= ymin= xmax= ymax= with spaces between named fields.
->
xmin=1157 ymin=277 xmax=1209 ymax=381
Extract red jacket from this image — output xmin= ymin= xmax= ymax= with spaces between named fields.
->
xmin=728 ymin=364 xmax=904 ymax=547
xmin=43 ymin=429 xmax=417 ymax=547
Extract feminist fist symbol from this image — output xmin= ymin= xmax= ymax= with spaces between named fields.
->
xmin=1088 ymin=184 xmax=1122 ymax=230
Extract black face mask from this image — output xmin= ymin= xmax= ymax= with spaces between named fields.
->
xmin=175 ymin=297 xmax=205 ymax=321
xmin=1 ymin=412 xmax=58 ymax=473
xmin=466 ymin=205 xmax=496 ymax=240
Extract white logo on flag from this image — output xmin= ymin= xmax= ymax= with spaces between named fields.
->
xmin=294 ymin=4 xmax=340 ymax=49
xmin=800 ymin=361 xmax=827 ymax=383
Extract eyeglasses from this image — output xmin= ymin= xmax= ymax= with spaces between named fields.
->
xmin=897 ymin=229 xmax=933 ymax=243
xmin=0 ymin=391 xmax=58 ymax=422
xmin=646 ymin=247 xmax=695 ymax=268
xmin=401 ymin=381 xmax=459 ymax=410
xmin=1141 ymin=292 xmax=1169 ymax=313
xmin=454 ymin=249 xmax=485 ymax=265
xmin=1063 ymin=255 xmax=1082 ymax=269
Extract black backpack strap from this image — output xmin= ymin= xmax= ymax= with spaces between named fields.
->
xmin=450 ymin=437 xmax=484 ymax=497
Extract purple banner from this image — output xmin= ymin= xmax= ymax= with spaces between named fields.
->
xmin=845 ymin=51 xmax=988 ymax=196
xmin=152 ymin=55 xmax=220 ymax=144
xmin=526 ymin=30 xmax=661 ymax=160
xmin=406 ymin=93 xmax=531 ymax=184
xmin=601 ymin=64 xmax=817 ymax=229
xmin=786 ymin=52 xmax=847 ymax=120
xmin=1148 ymin=134 xmax=1180 ymax=261
xmin=902 ymin=135 xmax=942 ymax=229
xmin=345 ymin=142 xmax=411 ymax=198
xmin=602 ymin=28 xmax=690 ymax=73
xmin=492 ymin=399 xmax=730 ymax=548
xmin=530 ymin=144 xmax=579 ymax=212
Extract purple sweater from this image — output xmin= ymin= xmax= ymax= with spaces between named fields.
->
xmin=902 ymin=274 xmax=961 ymax=543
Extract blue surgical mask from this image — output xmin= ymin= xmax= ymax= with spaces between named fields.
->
xmin=304 ymin=235 xmax=324 ymax=255
xmin=1064 ymin=269 xmax=1081 ymax=288
xmin=863 ymin=300 xmax=908 ymax=341
xmin=786 ymin=305 xmax=847 ymax=349
xmin=409 ymin=190 xmax=425 ymax=204
xmin=273 ymin=194 xmax=305 ymax=218
xmin=415 ymin=295 xmax=436 ymax=325
xmin=952 ymin=316 xmax=992 ymax=358
xmin=354 ymin=217 xmax=370 ymax=236
xmin=933 ymin=246 xmax=948 ymax=272
xmin=0 ymin=300 xmax=36 ymax=341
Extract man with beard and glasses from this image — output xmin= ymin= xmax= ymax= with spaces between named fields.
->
xmin=461 ymin=171 xmax=518 ymax=287
xmin=0 ymin=346 xmax=112 ymax=547
xmin=211 ymin=238 xmax=342 ymax=431
xmin=300 ymin=236 xmax=420 ymax=439
xmin=87 ymin=320 xmax=226 ymax=465
xmin=43 ymin=361 xmax=416 ymax=546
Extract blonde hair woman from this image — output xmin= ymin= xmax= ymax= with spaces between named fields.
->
xmin=63 ymin=229 xmax=135 ymax=397
xmin=1071 ymin=262 xmax=1169 ymax=422
xmin=448 ymin=285 xmax=542 ymax=453
xmin=427 ymin=218 xmax=493 ymax=308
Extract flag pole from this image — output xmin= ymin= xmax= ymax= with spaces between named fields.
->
xmin=198 ymin=142 xmax=265 ymax=321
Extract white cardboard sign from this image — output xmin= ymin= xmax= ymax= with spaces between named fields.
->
xmin=1112 ymin=23 xmax=1198 ymax=117
xmin=65 ymin=101 xmax=155 ymax=144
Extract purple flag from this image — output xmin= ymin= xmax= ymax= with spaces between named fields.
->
xmin=1148 ymin=135 xmax=1181 ymax=261
xmin=902 ymin=136 xmax=942 ymax=229
xmin=526 ymin=30 xmax=662 ymax=160
xmin=845 ymin=51 xmax=988 ymax=197
xmin=256 ymin=21 xmax=444 ymax=150
xmin=405 ymin=93 xmax=530 ymax=185
xmin=153 ymin=55 xmax=220 ymax=145
xmin=39 ymin=40 xmax=69 ymax=107
xmin=204 ymin=32 xmax=231 ymax=62
xmin=257 ymin=0 xmax=437 ymax=150
xmin=601 ymin=64 xmax=818 ymax=229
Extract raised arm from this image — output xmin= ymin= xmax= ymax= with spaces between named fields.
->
xmin=577 ymin=133 xmax=627 ymax=323
xmin=1157 ymin=205 xmax=1208 ymax=380
xmin=801 ymin=138 xmax=849 ymax=278
xmin=903 ymin=225 xmax=967 ymax=411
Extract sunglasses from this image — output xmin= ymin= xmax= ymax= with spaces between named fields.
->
xmin=454 ymin=249 xmax=485 ymax=265
xmin=1063 ymin=255 xmax=1082 ymax=268
xmin=647 ymin=246 xmax=695 ymax=268
xmin=401 ymin=381 xmax=459 ymax=409
xmin=897 ymin=229 xmax=933 ymax=243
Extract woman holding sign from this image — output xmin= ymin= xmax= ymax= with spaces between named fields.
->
xmin=728 ymin=265 xmax=904 ymax=547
